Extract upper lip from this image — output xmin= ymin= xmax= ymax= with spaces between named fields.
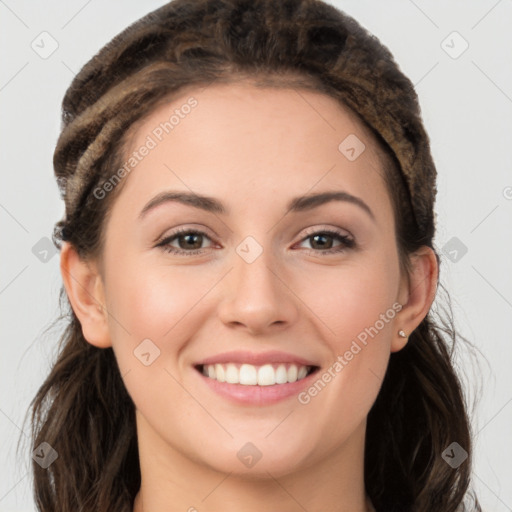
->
xmin=195 ymin=350 xmax=319 ymax=367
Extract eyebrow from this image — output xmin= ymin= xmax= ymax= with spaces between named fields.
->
xmin=139 ymin=190 xmax=375 ymax=221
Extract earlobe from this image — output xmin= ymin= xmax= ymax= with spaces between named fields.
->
xmin=60 ymin=242 xmax=112 ymax=348
xmin=391 ymin=246 xmax=439 ymax=353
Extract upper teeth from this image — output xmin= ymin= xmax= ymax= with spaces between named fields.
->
xmin=201 ymin=363 xmax=310 ymax=386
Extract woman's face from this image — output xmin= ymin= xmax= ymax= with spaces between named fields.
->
xmin=94 ymin=82 xmax=410 ymax=477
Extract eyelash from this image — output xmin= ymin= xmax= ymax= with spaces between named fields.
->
xmin=156 ymin=226 xmax=355 ymax=257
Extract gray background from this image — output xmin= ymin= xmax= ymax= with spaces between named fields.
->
xmin=1 ymin=1 xmax=511 ymax=510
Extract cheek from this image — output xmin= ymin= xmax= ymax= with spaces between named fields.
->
xmin=297 ymin=254 xmax=399 ymax=407
xmin=104 ymin=255 xmax=214 ymax=340
xmin=103 ymin=259 xmax=214 ymax=410
xmin=304 ymin=255 xmax=400 ymax=347
xmin=103 ymin=256 xmax=224 ymax=390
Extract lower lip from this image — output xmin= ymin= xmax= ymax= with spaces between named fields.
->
xmin=195 ymin=367 xmax=319 ymax=406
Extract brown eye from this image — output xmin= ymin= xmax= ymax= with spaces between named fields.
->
xmin=157 ymin=229 xmax=214 ymax=255
xmin=298 ymin=229 xmax=355 ymax=255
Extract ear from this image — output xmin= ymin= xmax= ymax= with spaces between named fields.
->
xmin=60 ymin=241 xmax=111 ymax=348
xmin=391 ymin=246 xmax=438 ymax=352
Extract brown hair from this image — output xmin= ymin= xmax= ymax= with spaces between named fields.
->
xmin=21 ymin=0 xmax=483 ymax=510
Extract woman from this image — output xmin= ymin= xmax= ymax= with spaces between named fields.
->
xmin=26 ymin=0 xmax=482 ymax=510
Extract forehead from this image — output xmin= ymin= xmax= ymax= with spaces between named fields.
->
xmin=114 ymin=81 xmax=393 ymax=223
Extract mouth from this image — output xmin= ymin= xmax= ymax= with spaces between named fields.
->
xmin=194 ymin=362 xmax=319 ymax=386
xmin=192 ymin=350 xmax=322 ymax=405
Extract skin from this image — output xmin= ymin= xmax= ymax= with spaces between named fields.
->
xmin=61 ymin=81 xmax=438 ymax=512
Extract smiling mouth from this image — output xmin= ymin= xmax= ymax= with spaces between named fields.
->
xmin=195 ymin=363 xmax=319 ymax=386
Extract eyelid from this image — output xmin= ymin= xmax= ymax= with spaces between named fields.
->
xmin=155 ymin=224 xmax=217 ymax=244
xmin=155 ymin=224 xmax=355 ymax=256
xmin=299 ymin=224 xmax=353 ymax=239
xmin=155 ymin=224 xmax=352 ymax=245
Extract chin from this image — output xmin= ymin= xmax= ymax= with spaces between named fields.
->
xmin=194 ymin=437 xmax=316 ymax=479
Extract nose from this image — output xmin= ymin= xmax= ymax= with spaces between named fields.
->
xmin=217 ymin=248 xmax=299 ymax=335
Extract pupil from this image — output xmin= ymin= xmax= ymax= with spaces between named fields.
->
xmin=312 ymin=234 xmax=332 ymax=249
xmin=181 ymin=233 xmax=201 ymax=249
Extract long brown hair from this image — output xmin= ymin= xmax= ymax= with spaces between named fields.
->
xmin=20 ymin=0 xmax=483 ymax=510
